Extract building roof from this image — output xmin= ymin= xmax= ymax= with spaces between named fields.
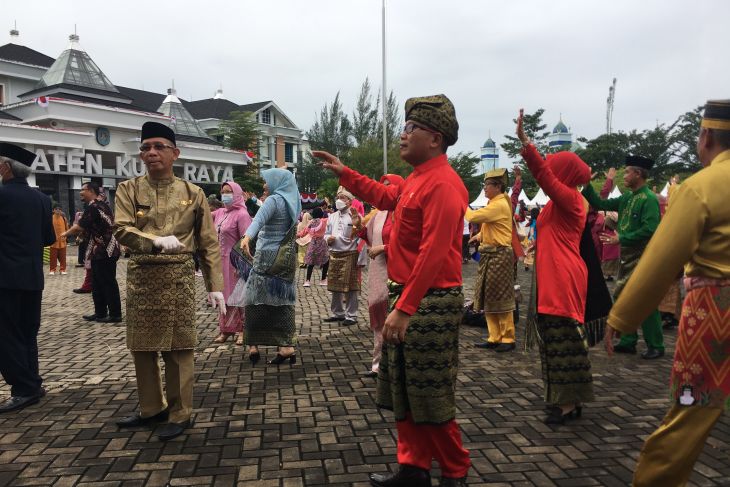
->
xmin=36 ymin=35 xmax=120 ymax=94
xmin=115 ymin=86 xmax=167 ymax=113
xmin=185 ymin=97 xmax=242 ymax=120
xmin=157 ymin=88 xmax=212 ymax=140
xmin=0 ymin=109 xmax=22 ymax=121
xmin=239 ymin=101 xmax=272 ymax=113
xmin=0 ymin=43 xmax=54 ymax=67
xmin=482 ymin=137 xmax=496 ymax=148
xmin=552 ymin=119 xmax=569 ymax=134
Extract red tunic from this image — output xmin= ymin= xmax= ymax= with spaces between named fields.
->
xmin=521 ymin=144 xmax=590 ymax=323
xmin=339 ymin=154 xmax=468 ymax=315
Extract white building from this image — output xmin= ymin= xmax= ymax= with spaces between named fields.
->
xmin=0 ymin=28 xmax=305 ymax=214
xmin=479 ymin=136 xmax=498 ymax=174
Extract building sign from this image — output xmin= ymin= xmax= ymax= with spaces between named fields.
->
xmin=30 ymin=148 xmax=233 ymax=183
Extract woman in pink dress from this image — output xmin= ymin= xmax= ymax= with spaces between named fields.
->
xmin=213 ymin=181 xmax=253 ymax=345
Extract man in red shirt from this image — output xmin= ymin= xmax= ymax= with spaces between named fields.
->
xmin=314 ymin=94 xmax=470 ymax=487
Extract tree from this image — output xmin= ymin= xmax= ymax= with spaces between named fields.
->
xmin=352 ymin=78 xmax=380 ymax=146
xmin=306 ymin=92 xmax=353 ymax=157
xmin=448 ymin=152 xmax=482 ymax=201
xmin=216 ymin=111 xmax=264 ymax=195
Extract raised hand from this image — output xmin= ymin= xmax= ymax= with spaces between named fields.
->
xmin=516 ymin=109 xmax=530 ymax=146
xmin=606 ymin=167 xmax=617 ymax=180
xmin=312 ymin=150 xmax=346 ymax=176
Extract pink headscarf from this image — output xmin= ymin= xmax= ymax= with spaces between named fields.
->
xmin=221 ymin=181 xmax=245 ymax=212
xmin=351 ymin=199 xmax=365 ymax=216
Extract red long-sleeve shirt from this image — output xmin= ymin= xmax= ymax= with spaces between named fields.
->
xmin=339 ymin=154 xmax=468 ymax=315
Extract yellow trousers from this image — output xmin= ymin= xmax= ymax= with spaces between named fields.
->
xmin=132 ymin=349 xmax=194 ymax=424
xmin=486 ymin=311 xmax=515 ymax=344
xmin=633 ymin=404 xmax=723 ymax=487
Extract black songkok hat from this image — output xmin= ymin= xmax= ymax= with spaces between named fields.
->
xmin=141 ymin=121 xmax=176 ymax=146
xmin=624 ymin=155 xmax=654 ymax=171
xmin=0 ymin=142 xmax=36 ymax=166
xmin=701 ymin=99 xmax=730 ymax=131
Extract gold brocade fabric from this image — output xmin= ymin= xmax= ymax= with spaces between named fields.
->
xmin=126 ymin=254 xmax=196 ymax=351
xmin=113 ymin=175 xmax=223 ymax=292
xmin=327 ymin=250 xmax=360 ymax=293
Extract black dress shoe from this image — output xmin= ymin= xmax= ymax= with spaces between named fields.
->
xmin=116 ymin=409 xmax=169 ymax=428
xmin=475 ymin=341 xmax=500 ymax=349
xmin=641 ymin=348 xmax=665 ymax=360
xmin=439 ymin=476 xmax=468 ymax=487
xmin=496 ymin=342 xmax=516 ymax=352
xmin=323 ymin=316 xmax=344 ymax=323
xmin=157 ymin=419 xmax=193 ymax=441
xmin=97 ymin=315 xmax=123 ymax=323
xmin=364 ymin=370 xmax=378 ymax=378
xmin=342 ymin=319 xmax=357 ymax=326
xmin=83 ymin=313 xmax=106 ymax=321
xmin=369 ymin=464 xmax=431 ymax=487
xmin=613 ymin=344 xmax=637 ymax=354
xmin=0 ymin=395 xmax=40 ymax=413
xmin=73 ymin=288 xmax=92 ymax=294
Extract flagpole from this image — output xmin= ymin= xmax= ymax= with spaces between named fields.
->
xmin=382 ymin=0 xmax=388 ymax=175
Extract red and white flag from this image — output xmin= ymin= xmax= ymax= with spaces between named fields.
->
xmin=36 ymin=96 xmax=49 ymax=108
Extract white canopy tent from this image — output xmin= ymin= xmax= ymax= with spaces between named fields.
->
xmin=469 ymin=192 xmax=488 ymax=208
xmin=531 ymin=188 xmax=550 ymax=206
xmin=609 ymin=186 xmax=622 ymax=199
xmin=660 ymin=182 xmax=670 ymax=197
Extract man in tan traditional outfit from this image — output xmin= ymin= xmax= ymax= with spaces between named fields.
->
xmin=466 ymin=168 xmax=516 ymax=352
xmin=605 ymin=99 xmax=730 ymax=486
xmin=113 ymin=122 xmax=224 ymax=441
xmin=324 ymin=186 xmax=362 ymax=326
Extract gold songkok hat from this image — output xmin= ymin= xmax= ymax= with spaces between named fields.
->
xmin=483 ymin=167 xmax=509 ymax=191
xmin=701 ymin=99 xmax=730 ymax=131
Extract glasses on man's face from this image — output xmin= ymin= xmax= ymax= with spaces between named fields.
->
xmin=139 ymin=143 xmax=175 ymax=153
xmin=402 ymin=122 xmax=437 ymax=135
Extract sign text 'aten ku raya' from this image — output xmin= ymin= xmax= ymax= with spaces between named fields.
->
xmin=29 ymin=148 xmax=234 ymax=183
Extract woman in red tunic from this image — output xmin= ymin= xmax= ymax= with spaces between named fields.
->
xmin=517 ymin=110 xmax=595 ymax=424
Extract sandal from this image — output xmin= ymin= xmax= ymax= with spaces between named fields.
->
xmin=235 ymin=334 xmax=244 ymax=346
xmin=213 ymin=333 xmax=230 ymax=344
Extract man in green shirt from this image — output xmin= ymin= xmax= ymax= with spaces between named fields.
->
xmin=582 ymin=155 xmax=664 ymax=359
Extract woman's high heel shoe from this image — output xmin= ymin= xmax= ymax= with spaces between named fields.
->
xmin=268 ymin=353 xmax=296 ymax=365
xmin=249 ymin=350 xmax=260 ymax=366
xmin=544 ymin=406 xmax=576 ymax=425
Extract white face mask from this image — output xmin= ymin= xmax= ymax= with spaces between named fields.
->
xmin=335 ymin=199 xmax=347 ymax=211
xmin=221 ymin=194 xmax=234 ymax=206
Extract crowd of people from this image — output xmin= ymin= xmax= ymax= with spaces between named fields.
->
xmin=0 ymin=95 xmax=728 ymax=487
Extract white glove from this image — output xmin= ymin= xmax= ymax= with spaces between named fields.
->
xmin=209 ymin=291 xmax=227 ymax=316
xmin=153 ymin=235 xmax=185 ymax=253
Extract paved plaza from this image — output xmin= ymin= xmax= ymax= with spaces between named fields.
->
xmin=0 ymin=254 xmax=728 ymax=487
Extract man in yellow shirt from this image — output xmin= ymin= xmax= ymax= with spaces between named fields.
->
xmin=466 ymin=168 xmax=516 ymax=352
xmin=605 ymin=99 xmax=730 ymax=486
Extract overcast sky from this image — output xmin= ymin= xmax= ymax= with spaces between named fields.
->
xmin=5 ymin=0 xmax=729 ymax=167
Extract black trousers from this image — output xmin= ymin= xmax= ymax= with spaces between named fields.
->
xmin=0 ymin=289 xmax=43 ymax=396
xmin=78 ymin=239 xmax=87 ymax=266
xmin=91 ymin=257 xmax=122 ymax=317
xmin=462 ymin=235 xmax=470 ymax=260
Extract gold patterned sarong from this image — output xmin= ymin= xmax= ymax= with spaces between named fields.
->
xmin=327 ymin=250 xmax=360 ymax=293
xmin=126 ymin=254 xmax=196 ymax=351
xmin=474 ymin=245 xmax=515 ymax=313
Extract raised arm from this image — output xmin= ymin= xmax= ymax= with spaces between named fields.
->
xmin=313 ymin=150 xmax=401 ymax=211
xmin=520 ymin=144 xmax=580 ymax=210
xmin=582 ymin=183 xmax=621 ymax=211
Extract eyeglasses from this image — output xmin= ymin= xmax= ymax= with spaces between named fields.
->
xmin=402 ymin=122 xmax=438 ymax=135
xmin=139 ymin=143 xmax=176 ymax=152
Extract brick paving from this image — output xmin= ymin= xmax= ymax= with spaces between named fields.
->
xmin=1 ymin=251 xmax=729 ymax=486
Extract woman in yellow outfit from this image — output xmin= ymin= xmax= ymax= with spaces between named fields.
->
xmin=466 ymin=168 xmax=516 ymax=352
